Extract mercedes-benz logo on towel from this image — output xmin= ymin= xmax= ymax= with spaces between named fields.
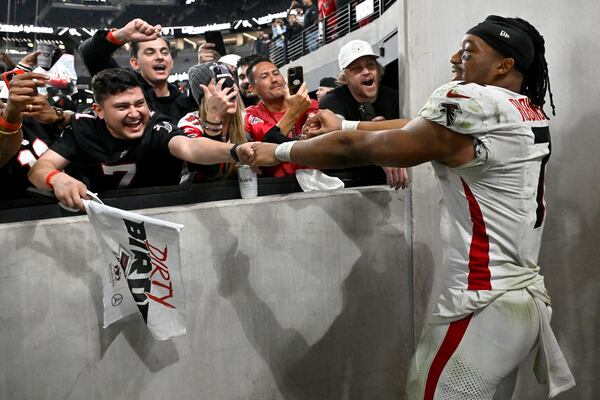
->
xmin=111 ymin=294 xmax=123 ymax=307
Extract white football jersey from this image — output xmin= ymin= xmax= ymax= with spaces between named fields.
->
xmin=419 ymin=81 xmax=552 ymax=320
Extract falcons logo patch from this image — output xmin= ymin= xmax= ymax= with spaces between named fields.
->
xmin=439 ymin=102 xmax=462 ymax=126
xmin=248 ymin=116 xmax=265 ymax=125
xmin=154 ymin=121 xmax=174 ymax=133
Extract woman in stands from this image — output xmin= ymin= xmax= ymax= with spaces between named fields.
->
xmin=177 ymin=62 xmax=247 ymax=183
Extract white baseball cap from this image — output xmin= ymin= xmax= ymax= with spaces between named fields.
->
xmin=219 ymin=54 xmax=241 ymax=68
xmin=338 ymin=39 xmax=379 ymax=70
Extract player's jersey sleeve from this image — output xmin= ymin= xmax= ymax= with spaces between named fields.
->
xmin=419 ymin=81 xmax=493 ymax=137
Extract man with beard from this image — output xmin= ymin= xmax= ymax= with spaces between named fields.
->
xmin=319 ymin=39 xmax=407 ymax=189
xmin=237 ymin=55 xmax=259 ymax=107
xmin=79 ymin=18 xmax=196 ymax=123
xmin=249 ymin=15 xmax=575 ymax=399
xmin=29 ymin=69 xmax=253 ymax=210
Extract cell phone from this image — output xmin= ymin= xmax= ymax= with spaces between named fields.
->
xmin=2 ymin=68 xmax=26 ymax=87
xmin=287 ymin=66 xmax=303 ymax=95
xmin=204 ymin=31 xmax=227 ymax=58
xmin=210 ymin=63 xmax=235 ymax=89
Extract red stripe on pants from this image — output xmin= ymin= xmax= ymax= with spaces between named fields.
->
xmin=423 ymin=314 xmax=473 ymax=399
xmin=461 ymin=178 xmax=492 ymax=290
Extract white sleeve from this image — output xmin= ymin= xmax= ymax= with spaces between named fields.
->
xmin=418 ymin=82 xmax=493 ymax=136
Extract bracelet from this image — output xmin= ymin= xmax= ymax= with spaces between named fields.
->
xmin=52 ymin=107 xmax=65 ymax=125
xmin=16 ymin=63 xmax=34 ymax=72
xmin=106 ymin=30 xmax=124 ymax=46
xmin=274 ymin=141 xmax=295 ymax=162
xmin=230 ymin=143 xmax=240 ymax=163
xmin=45 ymin=169 xmax=62 ymax=189
xmin=341 ymin=120 xmax=360 ymax=131
xmin=0 ymin=128 xmax=20 ymax=136
xmin=0 ymin=114 xmax=21 ymax=131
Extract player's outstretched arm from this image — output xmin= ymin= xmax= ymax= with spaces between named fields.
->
xmin=29 ymin=150 xmax=89 ymax=210
xmin=304 ymin=109 xmax=412 ymax=138
xmin=250 ymin=117 xmax=475 ymax=171
xmin=168 ymin=136 xmax=254 ymax=165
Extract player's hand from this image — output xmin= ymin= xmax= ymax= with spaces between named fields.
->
xmin=303 ymin=109 xmax=343 ymax=137
xmin=50 ymin=172 xmax=90 ymax=210
xmin=249 ymin=142 xmax=280 ymax=173
xmin=114 ymin=19 xmax=161 ymax=44
xmin=235 ymin=142 xmax=254 ymax=164
xmin=198 ymin=42 xmax=220 ymax=64
xmin=6 ymin=72 xmax=49 ymax=114
xmin=382 ymin=166 xmax=409 ymax=190
xmin=285 ymin=82 xmax=311 ymax=117
xmin=201 ymin=79 xmax=238 ymax=120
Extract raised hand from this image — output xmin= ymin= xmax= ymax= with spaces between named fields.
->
xmin=201 ymin=79 xmax=239 ymax=120
xmin=285 ymin=82 xmax=311 ymax=117
xmin=198 ymin=42 xmax=220 ymax=64
xmin=113 ymin=18 xmax=162 ymax=44
xmin=6 ymin=72 xmax=49 ymax=114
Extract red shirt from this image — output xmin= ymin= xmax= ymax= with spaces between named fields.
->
xmin=244 ymin=100 xmax=319 ymax=177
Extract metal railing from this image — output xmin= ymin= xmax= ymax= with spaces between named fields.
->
xmin=267 ymin=0 xmax=397 ymax=67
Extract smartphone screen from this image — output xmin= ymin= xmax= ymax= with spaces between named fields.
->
xmin=204 ymin=31 xmax=227 ymax=57
xmin=287 ymin=66 xmax=303 ymax=95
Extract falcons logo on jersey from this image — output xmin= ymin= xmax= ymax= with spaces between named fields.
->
xmin=248 ymin=116 xmax=265 ymax=125
xmin=439 ymin=102 xmax=462 ymax=126
xmin=154 ymin=121 xmax=174 ymax=133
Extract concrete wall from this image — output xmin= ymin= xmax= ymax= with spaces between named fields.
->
xmin=403 ymin=1 xmax=600 ymax=399
xmin=0 ymin=187 xmax=410 ymax=400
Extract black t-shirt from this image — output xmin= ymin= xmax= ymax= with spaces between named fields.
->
xmin=51 ymin=112 xmax=185 ymax=192
xmin=319 ymin=84 xmax=400 ymax=121
xmin=0 ymin=119 xmax=66 ymax=201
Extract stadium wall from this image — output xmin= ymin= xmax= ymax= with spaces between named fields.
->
xmin=0 ymin=187 xmax=411 ymax=399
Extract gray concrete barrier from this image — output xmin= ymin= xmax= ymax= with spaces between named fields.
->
xmin=0 ymin=187 xmax=409 ymax=400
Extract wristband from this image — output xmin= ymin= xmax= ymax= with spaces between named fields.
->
xmin=230 ymin=143 xmax=240 ymax=163
xmin=45 ymin=169 xmax=62 ymax=189
xmin=274 ymin=141 xmax=295 ymax=162
xmin=0 ymin=114 xmax=21 ymax=131
xmin=16 ymin=62 xmax=34 ymax=72
xmin=341 ymin=120 xmax=360 ymax=131
xmin=106 ymin=30 xmax=124 ymax=46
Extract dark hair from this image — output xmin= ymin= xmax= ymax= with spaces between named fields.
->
xmin=246 ymin=55 xmax=274 ymax=84
xmin=509 ymin=17 xmax=555 ymax=116
xmin=91 ymin=68 xmax=141 ymax=104
xmin=129 ymin=36 xmax=171 ymax=58
xmin=238 ymin=54 xmax=259 ymax=68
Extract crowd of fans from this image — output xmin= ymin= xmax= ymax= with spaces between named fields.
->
xmin=0 ymin=0 xmax=406 ymax=210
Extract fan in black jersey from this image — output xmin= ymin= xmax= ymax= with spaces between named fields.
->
xmin=29 ymin=69 xmax=254 ymax=210
xmin=0 ymin=52 xmax=77 ymax=201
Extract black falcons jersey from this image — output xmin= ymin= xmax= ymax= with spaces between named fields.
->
xmin=51 ymin=112 xmax=185 ymax=192
xmin=0 ymin=119 xmax=63 ymax=201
